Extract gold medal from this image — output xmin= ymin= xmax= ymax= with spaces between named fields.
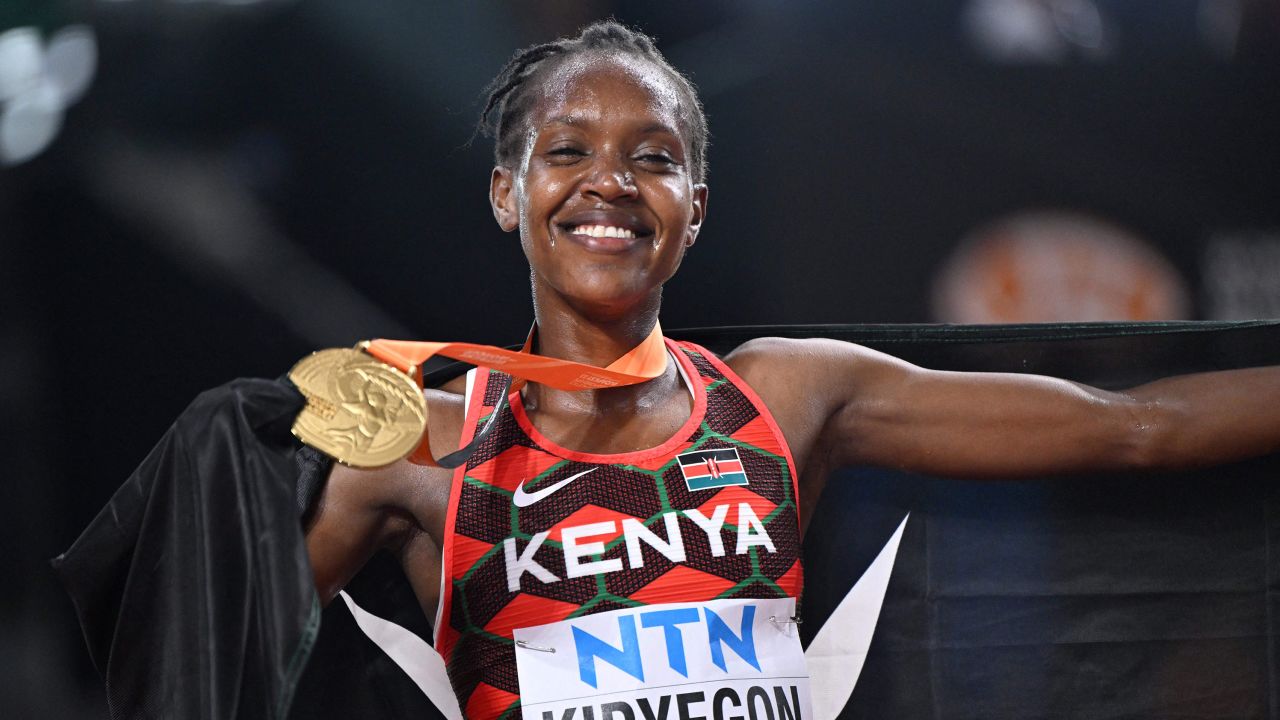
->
xmin=286 ymin=323 xmax=666 ymax=467
xmin=288 ymin=348 xmax=426 ymax=468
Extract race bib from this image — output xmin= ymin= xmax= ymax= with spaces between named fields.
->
xmin=513 ymin=597 xmax=812 ymax=720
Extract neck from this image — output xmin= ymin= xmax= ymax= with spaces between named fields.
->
xmin=525 ymin=290 xmax=674 ymax=413
xmin=531 ymin=291 xmax=662 ymax=368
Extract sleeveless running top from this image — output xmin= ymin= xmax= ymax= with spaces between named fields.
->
xmin=434 ymin=339 xmax=803 ymax=720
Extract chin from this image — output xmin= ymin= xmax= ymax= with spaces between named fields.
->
xmin=556 ymin=277 xmax=660 ymax=316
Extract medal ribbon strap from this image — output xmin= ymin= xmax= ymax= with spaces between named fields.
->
xmin=367 ymin=322 xmax=668 ymax=467
xmin=365 ymin=321 xmax=667 ymax=392
xmin=422 ymin=375 xmax=512 ymax=469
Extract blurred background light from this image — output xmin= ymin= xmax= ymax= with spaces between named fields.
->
xmin=965 ymin=0 xmax=1076 ymax=62
xmin=964 ymin=0 xmax=1116 ymax=62
xmin=1197 ymin=0 xmax=1243 ymax=59
xmin=0 ymin=81 xmax=64 ymax=165
xmin=1202 ymin=233 xmax=1280 ymax=319
xmin=1049 ymin=0 xmax=1109 ymax=56
xmin=0 ymin=27 xmax=44 ymax=100
xmin=932 ymin=212 xmax=1190 ymax=322
xmin=0 ymin=23 xmax=96 ymax=166
xmin=44 ymin=25 xmax=97 ymax=106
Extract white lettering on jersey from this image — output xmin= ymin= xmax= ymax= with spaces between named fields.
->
xmin=682 ymin=505 xmax=730 ymax=557
xmin=563 ymin=522 xmax=625 ymax=578
xmin=735 ymin=503 xmax=777 ymax=555
xmin=622 ymin=513 xmax=686 ymax=567
xmin=504 ymin=531 xmax=560 ymax=591
xmin=502 ymin=504 xmax=776 ymax=591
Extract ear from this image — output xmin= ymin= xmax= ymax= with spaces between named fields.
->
xmin=490 ymin=166 xmax=519 ymax=232
xmin=685 ymin=183 xmax=708 ymax=247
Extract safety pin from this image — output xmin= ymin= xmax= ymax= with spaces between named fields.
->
xmin=515 ymin=639 xmax=556 ymax=653
xmin=769 ymin=615 xmax=802 ymax=625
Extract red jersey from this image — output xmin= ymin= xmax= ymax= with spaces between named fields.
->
xmin=434 ymin=339 xmax=803 ymax=719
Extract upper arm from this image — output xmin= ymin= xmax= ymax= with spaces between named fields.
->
xmin=304 ymin=386 xmax=465 ymax=606
xmin=832 ymin=350 xmax=1153 ymax=476
xmin=305 ymin=462 xmax=419 ymax=606
xmin=730 ymin=336 xmax=1154 ymax=479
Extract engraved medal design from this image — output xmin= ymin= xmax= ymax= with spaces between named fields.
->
xmin=288 ymin=348 xmax=427 ymax=468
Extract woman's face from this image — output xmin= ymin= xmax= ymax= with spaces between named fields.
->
xmin=490 ymin=54 xmax=707 ymax=319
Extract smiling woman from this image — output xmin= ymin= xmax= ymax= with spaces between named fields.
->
xmin=54 ymin=17 xmax=1280 ymax=720
xmin=486 ymin=38 xmax=707 ymax=326
xmin=294 ymin=19 xmax=1280 ymax=720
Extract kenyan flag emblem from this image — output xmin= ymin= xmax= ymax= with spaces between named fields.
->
xmin=676 ymin=448 xmax=749 ymax=491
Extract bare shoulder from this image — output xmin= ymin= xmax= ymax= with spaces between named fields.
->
xmin=720 ymin=338 xmax=847 ymax=472
xmin=721 ymin=336 xmax=920 ymax=468
xmin=724 ymin=335 xmax=899 ymax=390
xmin=724 ymin=337 xmax=811 ymax=398
xmin=724 ymin=335 xmax=827 ymax=364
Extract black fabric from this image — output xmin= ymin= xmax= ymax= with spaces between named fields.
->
xmin=55 ymin=322 xmax=1280 ymax=720
xmin=294 ymin=445 xmax=332 ymax=525
xmin=52 ymin=378 xmax=318 ymax=720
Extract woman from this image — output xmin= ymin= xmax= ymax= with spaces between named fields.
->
xmin=302 ymin=21 xmax=1278 ymax=720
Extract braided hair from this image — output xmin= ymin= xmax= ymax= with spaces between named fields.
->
xmin=478 ymin=20 xmax=709 ymax=183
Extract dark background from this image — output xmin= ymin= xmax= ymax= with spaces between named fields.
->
xmin=2 ymin=1 xmax=1278 ymax=717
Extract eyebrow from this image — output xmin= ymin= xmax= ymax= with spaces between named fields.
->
xmin=546 ymin=115 xmax=583 ymax=127
xmin=637 ymin=122 xmax=680 ymax=138
xmin=545 ymin=115 xmax=680 ymax=138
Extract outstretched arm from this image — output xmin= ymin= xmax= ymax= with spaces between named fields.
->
xmin=732 ymin=337 xmax=1280 ymax=479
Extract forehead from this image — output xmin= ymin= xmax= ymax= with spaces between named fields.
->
xmin=529 ymin=53 xmax=685 ymax=136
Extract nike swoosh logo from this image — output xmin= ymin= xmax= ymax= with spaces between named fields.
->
xmin=512 ymin=468 xmax=598 ymax=507
xmin=805 ymin=513 xmax=909 ymax=720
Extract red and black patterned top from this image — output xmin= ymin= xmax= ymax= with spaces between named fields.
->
xmin=433 ymin=338 xmax=803 ymax=720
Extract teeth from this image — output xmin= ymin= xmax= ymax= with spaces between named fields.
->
xmin=570 ymin=224 xmax=636 ymax=239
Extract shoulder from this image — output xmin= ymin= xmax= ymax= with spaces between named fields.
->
xmin=721 ymin=336 xmax=818 ymax=397
xmin=722 ymin=335 xmax=918 ymax=416
xmin=719 ymin=337 xmax=845 ymax=423
xmin=714 ymin=337 xmax=873 ymax=475
xmin=723 ymin=335 xmax=889 ymax=381
xmin=723 ymin=336 xmax=815 ymax=373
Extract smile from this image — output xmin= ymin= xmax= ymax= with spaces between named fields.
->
xmin=569 ymin=224 xmax=637 ymax=239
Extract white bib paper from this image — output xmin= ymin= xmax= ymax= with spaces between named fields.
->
xmin=513 ymin=597 xmax=811 ymax=720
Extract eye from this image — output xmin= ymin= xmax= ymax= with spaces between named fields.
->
xmin=635 ymin=151 xmax=678 ymax=170
xmin=545 ymin=146 xmax=587 ymax=163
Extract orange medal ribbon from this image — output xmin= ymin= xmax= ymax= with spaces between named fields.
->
xmin=363 ymin=322 xmax=668 ymax=466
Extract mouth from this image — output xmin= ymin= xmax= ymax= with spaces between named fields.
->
xmin=567 ymin=224 xmax=639 ymax=240
xmin=556 ymin=212 xmax=654 ymax=254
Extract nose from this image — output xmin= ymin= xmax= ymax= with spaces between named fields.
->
xmin=580 ymin=155 xmax=637 ymax=202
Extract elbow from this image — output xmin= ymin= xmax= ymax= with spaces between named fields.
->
xmin=1117 ymin=399 xmax=1186 ymax=471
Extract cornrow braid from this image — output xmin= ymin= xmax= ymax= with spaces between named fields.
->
xmin=477 ymin=20 xmax=709 ymax=183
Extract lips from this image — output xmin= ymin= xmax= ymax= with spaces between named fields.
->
xmin=568 ymin=224 xmax=637 ymax=240
xmin=556 ymin=210 xmax=654 ymax=254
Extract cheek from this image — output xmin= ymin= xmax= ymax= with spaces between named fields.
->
xmin=518 ymin=169 xmax=574 ymax=224
xmin=655 ymin=178 xmax=693 ymax=220
xmin=515 ymin=186 xmax=550 ymax=243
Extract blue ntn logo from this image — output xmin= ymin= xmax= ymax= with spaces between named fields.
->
xmin=572 ymin=605 xmax=760 ymax=688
